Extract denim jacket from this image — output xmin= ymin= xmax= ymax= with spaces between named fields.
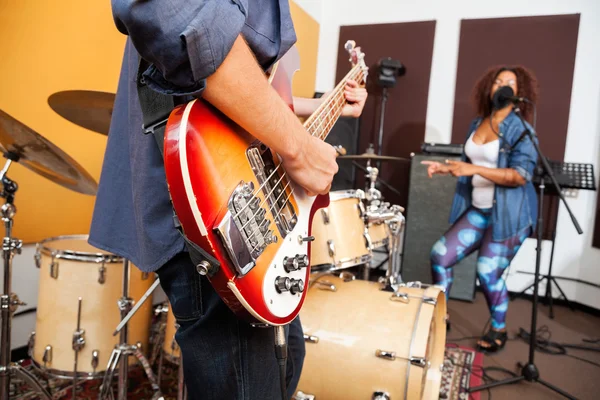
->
xmin=448 ymin=110 xmax=539 ymax=241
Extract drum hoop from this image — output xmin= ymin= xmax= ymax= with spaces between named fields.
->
xmin=329 ymin=189 xmax=365 ymax=201
xmin=30 ymin=359 xmax=105 ymax=380
xmin=36 ymin=234 xmax=123 ymax=263
xmin=404 ymin=286 xmax=438 ymax=399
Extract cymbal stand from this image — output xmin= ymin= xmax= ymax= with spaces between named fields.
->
xmin=98 ymin=260 xmax=164 ymax=400
xmin=0 ymin=155 xmax=51 ymax=400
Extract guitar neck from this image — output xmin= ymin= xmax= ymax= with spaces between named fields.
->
xmin=304 ymin=65 xmax=365 ymax=141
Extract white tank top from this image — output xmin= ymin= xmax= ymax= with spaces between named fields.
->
xmin=464 ymin=132 xmax=499 ymax=209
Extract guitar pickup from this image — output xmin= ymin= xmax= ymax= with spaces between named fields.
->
xmin=216 ymin=181 xmax=276 ymax=277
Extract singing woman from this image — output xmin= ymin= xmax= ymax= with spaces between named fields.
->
xmin=422 ymin=65 xmax=539 ymax=353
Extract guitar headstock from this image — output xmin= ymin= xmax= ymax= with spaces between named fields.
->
xmin=345 ymin=40 xmax=368 ymax=84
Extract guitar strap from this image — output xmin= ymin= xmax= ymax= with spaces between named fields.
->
xmin=135 ymin=56 xmax=220 ymax=274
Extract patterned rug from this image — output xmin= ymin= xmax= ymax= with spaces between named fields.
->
xmin=439 ymin=345 xmax=485 ymax=400
xmin=13 ymin=341 xmax=483 ymax=399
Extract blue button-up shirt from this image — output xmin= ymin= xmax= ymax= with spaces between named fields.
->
xmin=449 ymin=111 xmax=539 ymax=241
xmin=89 ymin=0 xmax=297 ymax=272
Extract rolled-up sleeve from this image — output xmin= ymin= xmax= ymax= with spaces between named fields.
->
xmin=509 ymin=129 xmax=539 ymax=182
xmin=112 ymin=0 xmax=248 ymax=96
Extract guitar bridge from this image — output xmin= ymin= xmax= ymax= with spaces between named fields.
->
xmin=247 ymin=143 xmax=298 ymax=237
xmin=216 ymin=181 xmax=275 ymax=276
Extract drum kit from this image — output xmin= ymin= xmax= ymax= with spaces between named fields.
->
xmin=294 ymin=149 xmax=447 ymax=400
xmin=0 ymin=89 xmax=447 ymax=400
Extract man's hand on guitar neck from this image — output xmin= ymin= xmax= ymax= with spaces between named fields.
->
xmin=293 ymin=80 xmax=368 ymax=119
xmin=202 ymin=35 xmax=337 ymax=196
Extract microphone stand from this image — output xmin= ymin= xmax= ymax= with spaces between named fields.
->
xmin=468 ymin=106 xmax=581 ymax=399
xmin=376 ymin=87 xmax=389 ymax=172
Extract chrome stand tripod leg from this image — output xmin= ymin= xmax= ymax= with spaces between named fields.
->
xmin=99 ymin=348 xmax=121 ymax=400
xmin=132 ymin=346 xmax=164 ymax=400
xmin=117 ymin=259 xmax=132 ymax=400
xmin=11 ymin=364 xmax=52 ymax=399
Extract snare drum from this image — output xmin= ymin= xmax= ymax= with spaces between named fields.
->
xmin=296 ymin=275 xmax=447 ymax=400
xmin=162 ymin=306 xmax=180 ymax=364
xmin=31 ymin=235 xmax=155 ymax=379
xmin=310 ymin=190 xmax=371 ymax=270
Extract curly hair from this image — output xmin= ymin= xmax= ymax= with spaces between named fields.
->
xmin=472 ymin=65 xmax=539 ymax=123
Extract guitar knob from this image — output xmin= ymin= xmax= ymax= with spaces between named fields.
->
xmin=290 ymin=279 xmax=305 ymax=295
xmin=283 ymin=257 xmax=299 ymax=273
xmin=295 ymin=255 xmax=308 ymax=269
xmin=275 ymin=277 xmax=291 ymax=293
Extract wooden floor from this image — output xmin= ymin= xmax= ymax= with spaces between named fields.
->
xmin=447 ymin=292 xmax=600 ymax=400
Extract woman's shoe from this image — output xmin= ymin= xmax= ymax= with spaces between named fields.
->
xmin=477 ymin=329 xmax=507 ymax=354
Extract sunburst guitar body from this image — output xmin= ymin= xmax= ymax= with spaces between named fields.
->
xmin=163 ymin=41 xmax=368 ymax=325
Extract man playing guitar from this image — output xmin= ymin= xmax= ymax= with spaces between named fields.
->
xmin=89 ymin=0 xmax=367 ymax=399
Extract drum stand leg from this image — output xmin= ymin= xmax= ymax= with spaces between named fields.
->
xmin=0 ymin=160 xmax=51 ymax=400
xmin=98 ymin=261 xmax=164 ymax=400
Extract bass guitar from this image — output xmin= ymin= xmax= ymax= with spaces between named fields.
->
xmin=163 ymin=41 xmax=368 ymax=325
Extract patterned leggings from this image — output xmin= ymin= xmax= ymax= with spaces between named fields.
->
xmin=430 ymin=207 xmax=528 ymax=329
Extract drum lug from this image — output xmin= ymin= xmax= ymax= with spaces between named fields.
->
xmin=303 ymin=334 xmax=319 ymax=344
xmin=155 ymin=303 xmax=169 ymax=316
xmin=407 ymin=281 xmax=422 ymax=289
xmin=91 ymin=350 xmax=99 ymax=373
xmin=72 ymin=329 xmax=86 ymax=351
xmin=372 ymin=391 xmax=391 ymax=400
xmin=34 ymin=250 xmax=41 ymax=268
xmin=98 ymin=261 xmax=106 ymax=284
xmin=390 ymin=292 xmax=409 ymax=303
xmin=42 ymin=345 xmax=52 ymax=366
xmin=141 ymin=272 xmax=150 ymax=280
xmin=315 ymin=280 xmax=337 ymax=292
xmin=375 ymin=349 xmax=396 ymax=361
xmin=363 ymin=229 xmax=373 ymax=250
xmin=27 ymin=332 xmax=35 ymax=358
xmin=320 ymin=209 xmax=330 ymax=224
xmin=326 ymin=240 xmax=335 ymax=257
xmin=338 ymin=271 xmax=355 ymax=282
xmin=295 ymin=391 xmax=315 ymax=400
xmin=423 ymin=297 xmax=437 ymax=306
xmin=409 ymin=356 xmax=429 ymax=368
xmin=50 ymin=252 xmax=59 ymax=279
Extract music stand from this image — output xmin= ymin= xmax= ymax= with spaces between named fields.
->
xmin=513 ymin=161 xmax=596 ymax=318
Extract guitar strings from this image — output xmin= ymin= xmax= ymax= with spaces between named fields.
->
xmin=229 ymin=65 xmax=364 ymax=227
xmin=229 ymin=65 xmax=364 ymax=243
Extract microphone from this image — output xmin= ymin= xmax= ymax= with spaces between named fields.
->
xmin=492 ymin=86 xmax=529 ymax=109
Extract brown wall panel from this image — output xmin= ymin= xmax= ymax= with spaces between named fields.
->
xmin=452 ymin=14 xmax=580 ymax=239
xmin=335 ymin=21 xmax=436 ymax=208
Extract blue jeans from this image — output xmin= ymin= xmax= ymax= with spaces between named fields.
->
xmin=156 ymin=252 xmax=306 ymax=399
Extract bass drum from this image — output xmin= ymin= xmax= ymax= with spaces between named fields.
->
xmin=296 ymin=275 xmax=447 ymax=400
xmin=32 ymin=235 xmax=155 ymax=379
xmin=162 ymin=306 xmax=181 ymax=364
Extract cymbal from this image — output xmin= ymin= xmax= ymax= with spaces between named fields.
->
xmin=0 ymin=108 xmax=98 ymax=195
xmin=337 ymin=153 xmax=409 ymax=162
xmin=48 ymin=90 xmax=115 ymax=135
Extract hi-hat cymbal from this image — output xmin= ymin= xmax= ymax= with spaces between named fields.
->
xmin=337 ymin=153 xmax=409 ymax=162
xmin=48 ymin=90 xmax=115 ymax=135
xmin=0 ymin=108 xmax=98 ymax=195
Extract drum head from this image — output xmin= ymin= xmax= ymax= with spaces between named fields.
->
xmin=38 ymin=235 xmax=121 ymax=262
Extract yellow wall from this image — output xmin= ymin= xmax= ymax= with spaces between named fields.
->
xmin=0 ymin=1 xmax=125 ymax=244
xmin=289 ymin=2 xmax=320 ymax=98
xmin=0 ymin=1 xmax=319 ymax=245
